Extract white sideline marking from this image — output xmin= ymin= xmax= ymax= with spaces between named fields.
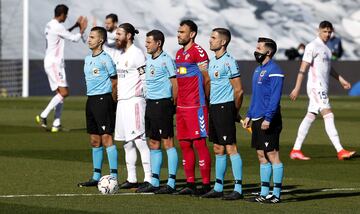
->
xmin=282 ymin=187 xmax=360 ymax=193
xmin=0 ymin=192 xmax=154 ymax=198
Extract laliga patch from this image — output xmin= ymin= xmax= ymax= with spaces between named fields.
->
xmin=214 ymin=70 xmax=220 ymax=78
xmin=92 ymin=67 xmax=100 ymax=76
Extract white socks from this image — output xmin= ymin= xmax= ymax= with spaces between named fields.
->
xmin=123 ymin=134 xmax=151 ymax=183
xmin=40 ymin=94 xmax=64 ymax=119
xmin=134 ymin=134 xmax=151 ymax=183
xmin=293 ymin=113 xmax=316 ymax=150
xmin=323 ymin=113 xmax=343 ymax=152
xmin=123 ymin=141 xmax=137 ymax=183
xmin=53 ymin=102 xmax=63 ymax=127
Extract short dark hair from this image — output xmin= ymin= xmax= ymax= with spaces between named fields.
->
xmin=319 ymin=20 xmax=333 ymax=30
xmin=180 ymin=19 xmax=198 ymax=38
xmin=212 ymin=28 xmax=231 ymax=48
xmin=106 ymin=13 xmax=118 ymax=23
xmin=91 ymin=26 xmax=107 ymax=45
xmin=54 ymin=4 xmax=68 ymax=17
xmin=146 ymin=30 xmax=165 ymax=48
xmin=118 ymin=23 xmax=139 ymax=41
xmin=258 ymin=37 xmax=277 ymax=57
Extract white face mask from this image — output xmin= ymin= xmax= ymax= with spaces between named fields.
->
xmin=298 ymin=48 xmax=305 ymax=55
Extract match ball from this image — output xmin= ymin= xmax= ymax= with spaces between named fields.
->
xmin=97 ymin=175 xmax=119 ymax=195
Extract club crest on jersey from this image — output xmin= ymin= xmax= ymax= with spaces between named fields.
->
xmin=258 ymin=70 xmax=266 ymax=83
xmin=185 ymin=54 xmax=190 ymax=60
xmin=92 ymin=68 xmax=100 ymax=76
xmin=178 ymin=67 xmax=187 ymax=74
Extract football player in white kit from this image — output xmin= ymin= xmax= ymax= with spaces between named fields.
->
xmin=103 ymin=13 xmax=118 ymax=60
xmin=36 ymin=4 xmax=87 ymax=132
xmin=289 ymin=21 xmax=355 ymax=160
xmin=113 ymin=23 xmax=151 ymax=189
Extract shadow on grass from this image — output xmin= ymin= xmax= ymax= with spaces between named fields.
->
xmin=0 ymin=201 xmax=100 ymax=214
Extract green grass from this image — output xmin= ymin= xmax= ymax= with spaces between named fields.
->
xmin=0 ymin=96 xmax=359 ymax=213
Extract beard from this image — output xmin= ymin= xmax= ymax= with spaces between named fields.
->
xmin=178 ymin=38 xmax=190 ymax=46
xmin=116 ymin=40 xmax=126 ymax=49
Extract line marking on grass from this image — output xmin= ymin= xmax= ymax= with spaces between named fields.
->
xmin=281 ymin=187 xmax=360 ymax=193
xmin=1 ymin=188 xmax=360 ymax=198
xmin=0 ymin=192 xmax=154 ymax=198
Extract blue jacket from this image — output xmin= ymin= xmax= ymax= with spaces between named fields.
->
xmin=247 ymin=59 xmax=284 ymax=122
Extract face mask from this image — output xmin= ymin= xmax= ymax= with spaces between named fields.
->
xmin=254 ymin=51 xmax=267 ymax=64
xmin=298 ymin=48 xmax=304 ymax=55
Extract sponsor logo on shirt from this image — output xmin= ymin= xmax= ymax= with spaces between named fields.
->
xmin=178 ymin=67 xmax=187 ymax=74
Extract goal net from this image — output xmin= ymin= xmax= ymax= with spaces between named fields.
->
xmin=0 ymin=0 xmax=27 ymax=97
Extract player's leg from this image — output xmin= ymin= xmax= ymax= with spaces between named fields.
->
xmin=223 ymin=144 xmax=244 ymax=200
xmin=51 ymin=87 xmax=69 ymax=132
xmin=37 ymin=63 xmax=68 ymax=130
xmin=78 ymin=99 xmax=103 ymax=187
xmin=175 ymin=108 xmax=196 ymax=195
xmin=202 ymin=103 xmax=226 ymax=198
xmin=177 ymin=140 xmax=196 ymax=195
xmin=98 ymin=94 xmax=118 ymax=179
xmin=290 ymin=90 xmax=318 ymax=159
xmin=290 ymin=112 xmax=315 ymax=160
xmin=157 ymin=137 xmax=178 ymax=194
xmin=114 ymin=100 xmax=138 ymax=188
xmin=264 ymin=114 xmax=283 ymax=203
xmin=266 ymin=150 xmax=283 ymax=204
xmin=201 ymin=143 xmax=225 ymax=198
xmin=321 ymin=108 xmax=356 ymax=160
xmin=248 ymin=119 xmax=271 ymax=203
xmin=132 ymin=98 xmax=151 ymax=184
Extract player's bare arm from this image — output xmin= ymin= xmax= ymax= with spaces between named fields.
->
xmin=289 ymin=61 xmax=310 ymax=101
xmin=170 ymin=78 xmax=178 ymax=105
xmin=79 ymin=16 xmax=88 ymax=34
xmin=111 ymin=77 xmax=117 ymax=101
xmin=330 ymin=67 xmax=352 ymax=90
xmin=230 ymin=76 xmax=244 ymax=122
xmin=199 ymin=61 xmax=210 ymax=99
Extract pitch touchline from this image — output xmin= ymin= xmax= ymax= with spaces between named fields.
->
xmin=0 ymin=192 xmax=154 ymax=198
xmin=0 ymin=188 xmax=359 ymax=198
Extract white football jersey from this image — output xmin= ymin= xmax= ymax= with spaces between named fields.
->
xmin=104 ymin=30 xmax=118 ymax=60
xmin=114 ymin=44 xmax=146 ymax=100
xmin=303 ymin=37 xmax=332 ymax=91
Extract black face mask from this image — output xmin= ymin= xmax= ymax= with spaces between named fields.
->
xmin=254 ymin=51 xmax=267 ymax=64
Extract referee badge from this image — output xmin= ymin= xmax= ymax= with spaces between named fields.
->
xmin=214 ymin=71 xmax=219 ymax=78
xmin=150 ymin=66 xmax=155 ymax=77
xmin=92 ymin=68 xmax=100 ymax=76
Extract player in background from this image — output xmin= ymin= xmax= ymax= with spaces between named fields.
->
xmin=36 ymin=4 xmax=87 ymax=132
xmin=243 ymin=38 xmax=284 ymax=203
xmin=136 ymin=30 xmax=179 ymax=194
xmin=113 ymin=23 xmax=151 ymax=190
xmin=201 ymin=28 xmax=244 ymax=200
xmin=289 ymin=21 xmax=355 ymax=161
xmin=174 ymin=20 xmax=211 ymax=195
xmin=78 ymin=26 xmax=118 ymax=187
xmin=103 ymin=13 xmax=118 ymax=60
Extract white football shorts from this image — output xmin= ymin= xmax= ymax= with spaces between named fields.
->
xmin=44 ymin=59 xmax=67 ymax=91
xmin=114 ymin=97 xmax=146 ymax=142
xmin=307 ymin=87 xmax=331 ymax=114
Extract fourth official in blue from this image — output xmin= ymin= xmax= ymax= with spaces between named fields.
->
xmin=78 ymin=26 xmax=118 ymax=187
xmin=243 ymin=37 xmax=284 ymax=204
xmin=135 ymin=30 xmax=179 ymax=194
xmin=201 ymin=28 xmax=244 ymax=200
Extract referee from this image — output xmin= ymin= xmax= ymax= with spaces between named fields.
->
xmin=78 ymin=26 xmax=118 ymax=187
xmin=243 ymin=37 xmax=284 ymax=204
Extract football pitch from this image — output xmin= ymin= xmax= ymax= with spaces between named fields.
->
xmin=0 ymin=96 xmax=359 ymax=213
